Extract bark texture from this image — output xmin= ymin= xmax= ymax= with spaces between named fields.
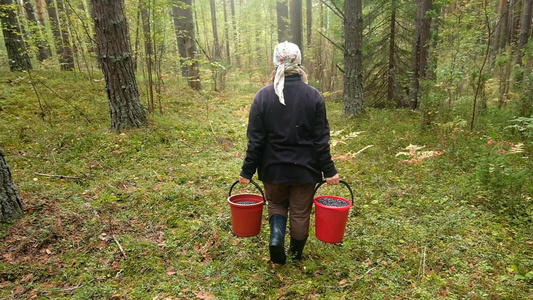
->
xmin=516 ymin=0 xmax=533 ymax=66
xmin=0 ymin=148 xmax=23 ymax=223
xmin=46 ymin=0 xmax=74 ymax=70
xmin=172 ymin=0 xmax=201 ymax=90
xmin=0 ymin=0 xmax=32 ymax=71
xmin=290 ymin=0 xmax=303 ymax=56
xmin=409 ymin=0 xmax=433 ymax=110
xmin=90 ymin=0 xmax=147 ymax=131
xmin=209 ymin=0 xmax=222 ymax=60
xmin=276 ymin=0 xmax=289 ymax=42
xmin=23 ymin=0 xmax=51 ymax=61
xmin=342 ymin=0 xmax=364 ymax=115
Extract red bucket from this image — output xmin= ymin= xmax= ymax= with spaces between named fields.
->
xmin=314 ymin=180 xmax=354 ymax=243
xmin=227 ymin=180 xmax=265 ymax=237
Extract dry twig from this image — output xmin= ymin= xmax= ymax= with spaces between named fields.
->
xmin=113 ymin=235 xmax=127 ymax=258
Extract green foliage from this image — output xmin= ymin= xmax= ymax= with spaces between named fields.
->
xmin=0 ymin=70 xmax=531 ymax=299
xmin=505 ymin=116 xmax=533 ymax=139
xmin=474 ymin=142 xmax=531 ymax=215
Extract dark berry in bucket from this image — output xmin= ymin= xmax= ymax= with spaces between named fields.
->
xmin=236 ymin=201 xmax=258 ymax=205
xmin=317 ymin=197 xmax=349 ymax=207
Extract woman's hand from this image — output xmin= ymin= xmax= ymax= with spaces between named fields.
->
xmin=325 ymin=174 xmax=340 ymax=185
xmin=239 ymin=176 xmax=251 ymax=184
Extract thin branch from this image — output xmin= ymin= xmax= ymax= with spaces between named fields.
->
xmin=470 ymin=1 xmax=493 ymax=130
xmin=355 ymin=145 xmax=374 ymax=155
xmin=195 ymin=37 xmax=211 ymax=61
xmin=25 ymin=70 xmax=47 ymax=122
xmin=113 ymin=235 xmax=128 ymax=258
xmin=317 ymin=30 xmax=344 ymax=52
xmin=34 ymin=172 xmax=85 ymax=180
xmin=35 ymin=79 xmax=94 ymax=125
xmin=336 ymin=63 xmax=344 ymax=74
xmin=64 ymin=0 xmax=96 ymax=45
xmin=320 ymin=0 xmax=345 ymax=20
xmin=418 ymin=246 xmax=427 ymax=282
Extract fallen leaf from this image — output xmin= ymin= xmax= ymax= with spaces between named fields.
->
xmin=194 ymin=291 xmax=215 ymax=300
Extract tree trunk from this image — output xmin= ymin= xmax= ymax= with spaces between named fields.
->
xmin=22 ymin=0 xmax=51 ymax=62
xmin=409 ymin=0 xmax=433 ymax=110
xmin=140 ymin=0 xmax=155 ymax=113
xmin=342 ymin=0 xmax=364 ymax=115
xmin=277 ymin=0 xmax=289 ymax=42
xmin=290 ymin=0 xmax=303 ymax=57
xmin=0 ymin=0 xmax=32 ymax=71
xmin=172 ymin=0 xmax=201 ymax=90
xmin=498 ymin=0 xmax=510 ymax=51
xmin=46 ymin=0 xmax=74 ymax=70
xmin=222 ymin=0 xmax=231 ymax=64
xmin=209 ymin=0 xmax=222 ymax=60
xmin=0 ymin=148 xmax=23 ymax=223
xmin=306 ymin=0 xmax=311 ymax=46
xmin=519 ymin=64 xmax=533 ymax=117
xmin=90 ymin=0 xmax=147 ymax=131
xmin=56 ymin=0 xmax=74 ymax=70
xmin=388 ymin=0 xmax=405 ymax=107
xmin=229 ymin=0 xmax=240 ymax=66
xmin=516 ymin=0 xmax=533 ymax=67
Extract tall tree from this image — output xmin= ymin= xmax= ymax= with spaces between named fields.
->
xmin=343 ymin=0 xmax=364 ymax=115
xmin=22 ymin=0 xmax=51 ymax=62
xmin=387 ymin=0 xmax=405 ymax=107
xmin=0 ymin=0 xmax=32 ymax=71
xmin=494 ymin=0 xmax=510 ymax=54
xmin=290 ymin=0 xmax=303 ymax=55
xmin=46 ymin=0 xmax=74 ymax=70
xmin=139 ymin=0 xmax=155 ymax=112
xmin=222 ymin=0 xmax=230 ymax=64
xmin=209 ymin=0 xmax=222 ymax=60
xmin=409 ymin=0 xmax=433 ymax=110
xmin=515 ymin=0 xmax=533 ymax=67
xmin=0 ymin=148 xmax=23 ymax=223
xmin=90 ymin=0 xmax=147 ymax=131
xmin=172 ymin=0 xmax=201 ymax=90
xmin=277 ymin=0 xmax=289 ymax=42
xmin=306 ymin=0 xmax=311 ymax=46
xmin=229 ymin=0 xmax=240 ymax=65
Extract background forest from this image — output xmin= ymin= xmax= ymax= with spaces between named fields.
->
xmin=1 ymin=0 xmax=532 ymax=299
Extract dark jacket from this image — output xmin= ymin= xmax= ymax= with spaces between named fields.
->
xmin=240 ymin=74 xmax=337 ymax=184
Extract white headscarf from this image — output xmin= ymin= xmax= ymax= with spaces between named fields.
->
xmin=273 ymin=41 xmax=308 ymax=105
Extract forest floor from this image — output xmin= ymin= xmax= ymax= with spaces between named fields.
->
xmin=0 ymin=70 xmax=532 ymax=299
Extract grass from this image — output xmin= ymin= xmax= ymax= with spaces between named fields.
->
xmin=0 ymin=70 xmax=532 ymax=299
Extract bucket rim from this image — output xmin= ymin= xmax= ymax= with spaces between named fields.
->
xmin=314 ymin=195 xmax=352 ymax=209
xmin=227 ymin=193 xmax=264 ymax=206
xmin=229 ymin=180 xmax=266 ymax=205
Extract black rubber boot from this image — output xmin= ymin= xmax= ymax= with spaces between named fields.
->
xmin=269 ymin=214 xmax=287 ymax=264
xmin=289 ymin=237 xmax=307 ymax=260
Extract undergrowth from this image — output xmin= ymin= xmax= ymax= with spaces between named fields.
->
xmin=0 ymin=70 xmax=531 ymax=299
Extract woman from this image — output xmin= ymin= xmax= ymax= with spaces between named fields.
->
xmin=239 ymin=41 xmax=339 ymax=264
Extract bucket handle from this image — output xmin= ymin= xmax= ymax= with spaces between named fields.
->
xmin=314 ymin=180 xmax=354 ymax=203
xmin=229 ymin=180 xmax=266 ymax=205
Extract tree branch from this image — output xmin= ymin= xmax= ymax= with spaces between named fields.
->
xmin=317 ymin=30 xmax=344 ymax=52
xmin=320 ymin=0 xmax=345 ymax=20
xmin=34 ymin=172 xmax=85 ymax=180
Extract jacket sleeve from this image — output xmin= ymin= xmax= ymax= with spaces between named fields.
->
xmin=240 ymin=97 xmax=266 ymax=179
xmin=313 ymin=97 xmax=338 ymax=178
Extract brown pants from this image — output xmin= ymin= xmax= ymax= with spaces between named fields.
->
xmin=263 ymin=182 xmax=316 ymax=240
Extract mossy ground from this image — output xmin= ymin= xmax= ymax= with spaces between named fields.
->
xmin=0 ymin=70 xmax=531 ymax=299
